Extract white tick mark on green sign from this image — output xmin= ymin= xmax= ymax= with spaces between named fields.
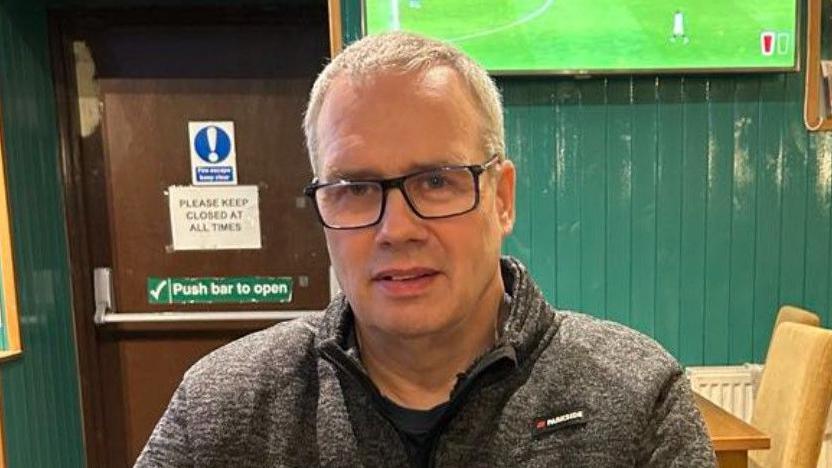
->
xmin=150 ymin=280 xmax=168 ymax=300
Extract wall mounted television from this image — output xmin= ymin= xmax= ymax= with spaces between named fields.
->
xmin=361 ymin=0 xmax=799 ymax=75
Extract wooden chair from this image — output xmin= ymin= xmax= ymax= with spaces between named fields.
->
xmin=749 ymin=322 xmax=832 ymax=468
xmin=774 ymin=305 xmax=821 ymax=329
xmin=760 ymin=306 xmax=822 ymax=368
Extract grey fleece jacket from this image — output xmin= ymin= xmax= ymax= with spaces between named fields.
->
xmin=136 ymin=257 xmax=716 ymax=467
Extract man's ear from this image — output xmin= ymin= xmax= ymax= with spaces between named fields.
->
xmin=494 ymin=158 xmax=516 ymax=237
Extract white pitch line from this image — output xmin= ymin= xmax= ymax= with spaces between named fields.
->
xmin=391 ymin=0 xmax=401 ymax=30
xmin=446 ymin=0 xmax=556 ymax=43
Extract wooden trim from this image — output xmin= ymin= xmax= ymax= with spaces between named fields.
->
xmin=327 ymin=0 xmax=343 ymax=57
xmin=0 ymin=69 xmax=21 ymax=356
xmin=48 ymin=12 xmax=110 ymax=468
xmin=0 ymin=373 xmax=7 ymax=468
xmin=0 ymin=351 xmax=21 ymax=364
xmin=804 ymin=0 xmax=832 ymax=131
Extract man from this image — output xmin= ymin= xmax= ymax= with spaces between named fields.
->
xmin=137 ymin=32 xmax=716 ymax=467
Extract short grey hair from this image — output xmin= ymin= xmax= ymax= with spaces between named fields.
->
xmin=302 ymin=31 xmax=505 ymax=175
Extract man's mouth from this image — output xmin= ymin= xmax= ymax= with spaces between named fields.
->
xmin=372 ymin=268 xmax=439 ymax=282
xmin=371 ymin=267 xmax=440 ymax=297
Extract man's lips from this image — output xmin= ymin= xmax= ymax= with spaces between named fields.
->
xmin=371 ymin=267 xmax=440 ymax=297
xmin=371 ymin=267 xmax=440 ymax=282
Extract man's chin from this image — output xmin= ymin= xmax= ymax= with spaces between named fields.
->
xmin=376 ymin=324 xmax=452 ymax=341
xmin=360 ymin=308 xmax=458 ymax=340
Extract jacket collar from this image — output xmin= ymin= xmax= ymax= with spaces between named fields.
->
xmin=314 ymin=256 xmax=558 ymax=368
xmin=495 ymin=256 xmax=558 ymax=364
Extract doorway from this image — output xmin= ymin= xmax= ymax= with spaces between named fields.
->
xmin=50 ymin=6 xmax=330 ymax=466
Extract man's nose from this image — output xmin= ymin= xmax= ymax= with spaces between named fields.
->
xmin=375 ymin=188 xmax=428 ymax=245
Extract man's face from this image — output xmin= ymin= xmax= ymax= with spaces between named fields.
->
xmin=315 ymin=66 xmax=515 ymax=339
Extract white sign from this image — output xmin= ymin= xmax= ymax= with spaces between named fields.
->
xmin=168 ymin=185 xmax=261 ymax=250
xmin=188 ymin=121 xmax=238 ymax=185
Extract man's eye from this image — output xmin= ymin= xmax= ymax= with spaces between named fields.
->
xmin=424 ymin=174 xmax=447 ymax=189
xmin=348 ymin=184 xmax=370 ymax=196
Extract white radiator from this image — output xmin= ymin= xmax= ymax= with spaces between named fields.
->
xmin=686 ymin=365 xmax=832 ymax=468
xmin=687 ymin=365 xmax=757 ymax=423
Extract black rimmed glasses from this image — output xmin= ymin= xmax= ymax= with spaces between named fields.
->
xmin=304 ymin=155 xmax=501 ymax=229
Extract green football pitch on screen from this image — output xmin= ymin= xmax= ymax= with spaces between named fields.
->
xmin=363 ymin=0 xmax=797 ymax=73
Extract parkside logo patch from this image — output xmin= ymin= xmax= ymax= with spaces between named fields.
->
xmin=533 ymin=410 xmax=586 ymax=437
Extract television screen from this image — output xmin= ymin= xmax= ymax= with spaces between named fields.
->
xmin=362 ymin=0 xmax=799 ymax=74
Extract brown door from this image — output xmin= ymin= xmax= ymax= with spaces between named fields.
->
xmin=50 ymin=7 xmax=330 ymax=467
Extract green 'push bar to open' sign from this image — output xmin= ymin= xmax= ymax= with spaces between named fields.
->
xmin=147 ymin=276 xmax=293 ymax=304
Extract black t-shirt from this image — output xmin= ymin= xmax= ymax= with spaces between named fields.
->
xmin=378 ymin=396 xmax=449 ymax=467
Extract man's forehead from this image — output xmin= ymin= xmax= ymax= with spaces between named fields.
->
xmin=316 ymin=66 xmax=479 ymax=130
xmin=315 ymin=66 xmax=482 ymax=180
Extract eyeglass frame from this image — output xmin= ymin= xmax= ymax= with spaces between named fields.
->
xmin=303 ymin=155 xmax=502 ymax=230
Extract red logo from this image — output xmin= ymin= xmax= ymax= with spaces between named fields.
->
xmin=761 ymin=31 xmax=775 ymax=56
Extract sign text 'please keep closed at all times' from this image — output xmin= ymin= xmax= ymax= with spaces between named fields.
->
xmin=168 ymin=185 xmax=261 ymax=250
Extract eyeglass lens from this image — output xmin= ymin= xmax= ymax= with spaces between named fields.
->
xmin=314 ymin=167 xmax=478 ymax=228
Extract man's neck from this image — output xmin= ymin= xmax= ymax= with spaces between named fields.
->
xmin=355 ymin=281 xmax=504 ymax=411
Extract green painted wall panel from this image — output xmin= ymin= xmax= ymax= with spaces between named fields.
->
xmin=779 ymin=72 xmax=809 ymax=308
xmin=702 ymin=79 xmax=734 ymax=365
xmin=728 ymin=79 xmax=760 ymax=364
xmin=605 ymin=78 xmax=632 ymax=326
xmin=553 ymin=81 xmax=581 ymax=310
xmin=678 ymin=78 xmax=708 ymax=365
xmin=804 ymin=133 xmax=832 ymax=330
xmin=501 ymin=83 xmax=532 ymax=262
xmin=527 ymin=81 xmax=556 ymax=302
xmin=579 ymin=81 xmax=607 ymax=317
xmin=0 ymin=1 xmax=85 ymax=467
xmin=654 ymin=78 xmax=684 ymax=359
xmin=753 ymin=75 xmax=786 ymax=363
xmin=629 ymin=78 xmax=658 ymax=337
